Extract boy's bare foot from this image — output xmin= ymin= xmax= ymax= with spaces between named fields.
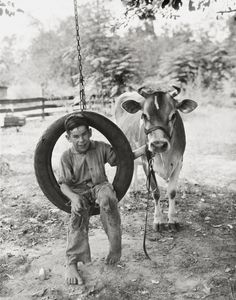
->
xmin=65 ymin=264 xmax=83 ymax=285
xmin=105 ymin=250 xmax=121 ymax=265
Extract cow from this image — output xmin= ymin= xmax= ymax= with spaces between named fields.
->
xmin=115 ymin=86 xmax=197 ymax=231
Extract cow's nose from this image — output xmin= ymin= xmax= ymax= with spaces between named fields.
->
xmin=150 ymin=141 xmax=168 ymax=153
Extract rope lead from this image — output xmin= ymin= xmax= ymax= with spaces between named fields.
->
xmin=143 ymin=157 xmax=155 ymax=260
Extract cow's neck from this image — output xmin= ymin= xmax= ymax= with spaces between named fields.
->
xmin=152 ymin=115 xmax=185 ymax=181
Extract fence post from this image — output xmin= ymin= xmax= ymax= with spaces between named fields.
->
xmin=42 ymin=98 xmax=45 ymax=120
xmin=41 ymin=82 xmax=46 ymax=120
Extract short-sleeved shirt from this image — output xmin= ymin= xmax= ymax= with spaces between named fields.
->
xmin=58 ymin=140 xmax=117 ymax=190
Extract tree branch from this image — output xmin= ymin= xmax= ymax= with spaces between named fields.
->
xmin=216 ymin=9 xmax=236 ymax=14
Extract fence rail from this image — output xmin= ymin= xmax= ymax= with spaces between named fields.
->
xmin=0 ymin=104 xmax=60 ymax=113
xmin=0 ymin=96 xmax=74 ymax=105
xmin=0 ymin=96 xmax=75 ymax=118
xmin=0 ymin=96 xmax=113 ymax=119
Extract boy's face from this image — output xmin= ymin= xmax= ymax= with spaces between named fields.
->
xmin=67 ymin=125 xmax=92 ymax=153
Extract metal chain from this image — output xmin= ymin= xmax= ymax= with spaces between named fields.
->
xmin=73 ymin=0 xmax=86 ymax=110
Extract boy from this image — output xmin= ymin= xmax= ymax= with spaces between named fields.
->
xmin=59 ymin=114 xmax=121 ymax=285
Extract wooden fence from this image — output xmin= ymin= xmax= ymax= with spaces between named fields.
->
xmin=0 ymin=96 xmax=113 ymax=118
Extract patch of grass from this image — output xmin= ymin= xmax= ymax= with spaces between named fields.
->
xmin=87 ymin=280 xmax=156 ymax=300
xmin=0 ymin=253 xmax=29 ymax=295
xmin=0 ymin=195 xmax=68 ymax=247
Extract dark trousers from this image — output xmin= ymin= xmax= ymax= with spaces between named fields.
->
xmin=66 ymin=182 xmax=121 ymax=265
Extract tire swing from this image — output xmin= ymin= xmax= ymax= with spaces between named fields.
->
xmin=34 ymin=0 xmax=134 ymax=216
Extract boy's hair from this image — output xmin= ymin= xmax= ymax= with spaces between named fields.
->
xmin=64 ymin=114 xmax=89 ymax=133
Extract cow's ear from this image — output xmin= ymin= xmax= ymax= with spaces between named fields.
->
xmin=176 ymin=99 xmax=198 ymax=113
xmin=121 ymin=100 xmax=141 ymax=114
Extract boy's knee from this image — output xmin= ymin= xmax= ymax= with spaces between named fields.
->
xmin=99 ymin=197 xmax=118 ymax=212
xmin=97 ymin=183 xmax=118 ymax=212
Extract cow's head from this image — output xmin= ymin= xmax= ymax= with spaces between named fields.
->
xmin=120 ymin=86 xmax=198 ymax=153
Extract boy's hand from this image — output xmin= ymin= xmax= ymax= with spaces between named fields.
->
xmin=70 ymin=195 xmax=87 ymax=215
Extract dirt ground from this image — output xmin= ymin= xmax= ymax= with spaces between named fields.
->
xmin=0 ymin=105 xmax=236 ymax=300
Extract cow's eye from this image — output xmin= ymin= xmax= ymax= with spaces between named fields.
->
xmin=169 ymin=112 xmax=176 ymax=122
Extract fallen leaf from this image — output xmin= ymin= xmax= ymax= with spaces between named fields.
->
xmin=38 ymin=268 xmax=46 ymax=280
xmin=151 ymin=280 xmax=160 ymax=284
xmin=159 ymin=237 xmax=173 ymax=242
xmin=5 ymin=274 xmax=14 ymax=280
xmin=29 ymin=218 xmax=38 ymax=224
xmin=140 ymin=290 xmax=149 ymax=295
xmin=202 ymin=284 xmax=211 ymax=294
xmin=117 ymin=263 xmax=125 ymax=268
xmin=212 ymin=224 xmax=222 ymax=228
xmin=32 ymin=288 xmax=47 ymax=297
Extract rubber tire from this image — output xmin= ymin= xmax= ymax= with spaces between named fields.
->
xmin=34 ymin=111 xmax=134 ymax=215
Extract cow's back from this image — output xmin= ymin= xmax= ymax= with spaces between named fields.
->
xmin=115 ymin=98 xmax=142 ymax=149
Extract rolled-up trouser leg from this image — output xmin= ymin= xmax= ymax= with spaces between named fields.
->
xmin=95 ymin=183 xmax=121 ymax=255
xmin=66 ymin=209 xmax=91 ymax=265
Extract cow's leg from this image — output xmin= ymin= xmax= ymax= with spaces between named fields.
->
xmin=132 ymin=146 xmax=146 ymax=191
xmin=152 ymin=184 xmax=166 ymax=232
xmin=142 ymin=157 xmax=165 ymax=232
xmin=167 ymin=160 xmax=182 ymax=231
xmin=132 ymin=160 xmax=139 ymax=191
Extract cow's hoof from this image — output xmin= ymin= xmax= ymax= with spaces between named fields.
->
xmin=153 ymin=223 xmax=165 ymax=232
xmin=168 ymin=223 xmax=180 ymax=232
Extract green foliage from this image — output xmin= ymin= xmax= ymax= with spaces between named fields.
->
xmin=0 ymin=0 xmax=23 ymax=16
xmin=65 ymin=2 xmax=141 ymax=99
xmin=1 ymin=0 xmax=235 ymax=104
xmin=125 ymin=22 xmax=172 ymax=78
xmin=121 ymin=0 xmax=225 ymax=20
xmin=19 ymin=29 xmax=68 ymax=95
xmin=159 ymin=41 xmax=234 ymax=90
xmin=91 ymin=46 xmax=141 ymax=98
xmin=10 ymin=1 xmax=141 ymax=98
xmin=122 ymin=0 xmax=182 ymax=20
xmin=188 ymin=0 xmax=215 ymax=11
xmin=12 ymin=18 xmax=77 ymax=96
xmin=0 ymin=36 xmax=17 ymax=85
xmin=121 ymin=17 xmax=236 ymax=96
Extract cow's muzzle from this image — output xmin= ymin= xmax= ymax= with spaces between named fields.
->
xmin=150 ymin=140 xmax=169 ymax=153
xmin=145 ymin=125 xmax=171 ymax=153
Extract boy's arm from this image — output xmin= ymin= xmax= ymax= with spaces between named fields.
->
xmin=59 ymin=152 xmax=86 ymax=213
xmin=132 ymin=145 xmax=146 ymax=159
xmin=60 ymin=183 xmax=87 ymax=213
xmin=105 ymin=143 xmax=146 ymax=165
xmin=60 ymin=183 xmax=80 ymax=202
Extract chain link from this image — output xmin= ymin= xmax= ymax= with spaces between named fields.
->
xmin=73 ymin=0 xmax=86 ymax=110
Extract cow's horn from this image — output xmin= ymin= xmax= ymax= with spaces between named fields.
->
xmin=170 ymin=85 xmax=181 ymax=97
xmin=154 ymin=95 xmax=159 ymax=109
